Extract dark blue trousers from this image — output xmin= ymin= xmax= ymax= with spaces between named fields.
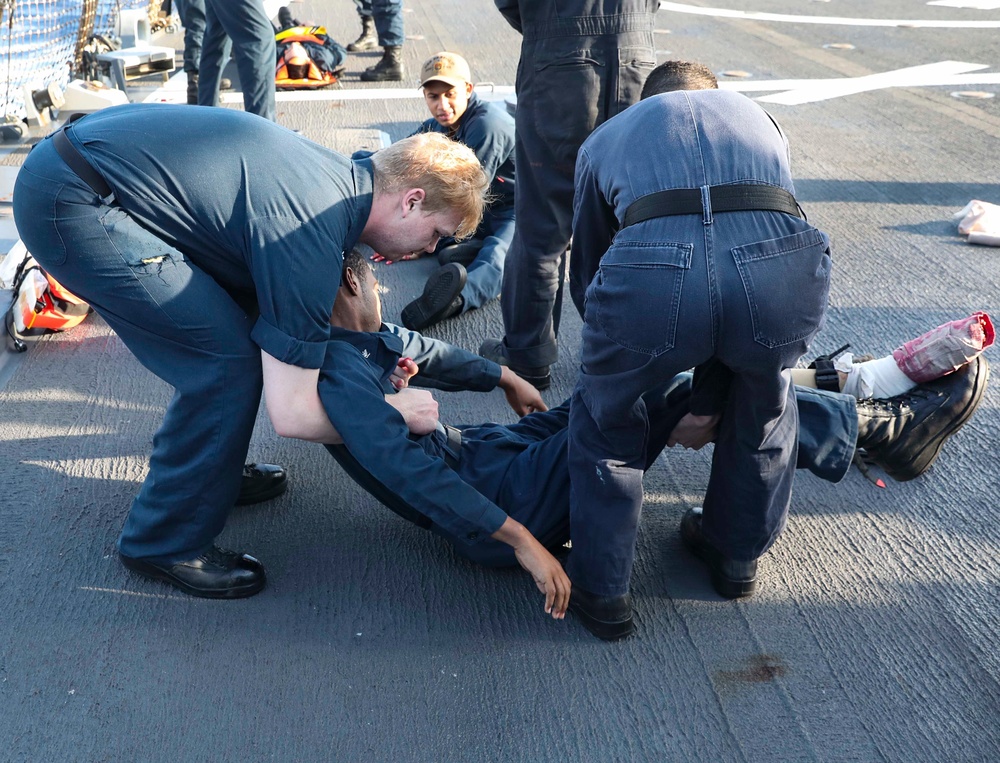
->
xmin=353 ymin=0 xmax=404 ymax=47
xmin=567 ymin=211 xmax=832 ymax=596
xmin=13 ymin=138 xmax=262 ymax=563
xmin=199 ymin=0 xmax=275 ymax=120
xmin=330 ymin=375 xmax=857 ymax=569
xmin=456 ymin=205 xmax=514 ymax=313
xmin=174 ymin=0 xmax=206 ymax=74
xmin=497 ymin=9 xmax=655 ymax=368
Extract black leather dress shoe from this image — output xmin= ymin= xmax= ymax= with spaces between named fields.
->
xmin=236 ymin=462 xmax=287 ymax=506
xmin=120 ymin=546 xmax=266 ymax=598
xmin=680 ymin=507 xmax=758 ymax=599
xmin=568 ymin=587 xmax=635 ymax=641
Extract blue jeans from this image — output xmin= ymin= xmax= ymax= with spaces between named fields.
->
xmin=199 ymin=0 xmax=275 ymax=120
xmin=458 ymin=205 xmax=514 ymax=313
xmin=568 ymin=211 xmax=832 ymax=596
xmin=13 ymin=136 xmax=263 ymax=562
xmin=353 ymin=0 xmax=404 ymax=47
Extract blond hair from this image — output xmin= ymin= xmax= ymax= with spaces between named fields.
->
xmin=371 ymin=132 xmax=488 ymax=240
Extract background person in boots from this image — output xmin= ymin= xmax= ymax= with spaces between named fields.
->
xmin=348 ymin=0 xmax=405 ymax=83
xmin=392 ymin=52 xmax=515 ymax=332
xmin=198 ymin=0 xmax=276 ymax=119
xmin=173 ymin=0 xmax=231 ymax=104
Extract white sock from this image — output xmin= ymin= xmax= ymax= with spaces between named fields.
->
xmin=837 ymin=354 xmax=916 ymax=399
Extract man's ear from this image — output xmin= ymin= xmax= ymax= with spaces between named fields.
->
xmin=464 ymin=81 xmax=474 ymax=97
xmin=401 ymin=187 xmax=426 ymax=217
xmin=342 ymin=266 xmax=362 ymax=296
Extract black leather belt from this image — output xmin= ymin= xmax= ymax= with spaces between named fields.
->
xmin=441 ymin=425 xmax=463 ymax=470
xmin=622 ymin=183 xmax=802 ymax=228
xmin=52 ymin=127 xmax=113 ymax=198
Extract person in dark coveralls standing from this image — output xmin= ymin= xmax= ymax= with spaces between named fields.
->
xmin=12 ymin=104 xmax=488 ymax=599
xmin=564 ymin=88 xmax=833 ymax=639
xmin=479 ymin=0 xmax=659 ymax=390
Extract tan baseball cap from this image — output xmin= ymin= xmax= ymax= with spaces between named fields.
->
xmin=419 ymin=52 xmax=472 ymax=88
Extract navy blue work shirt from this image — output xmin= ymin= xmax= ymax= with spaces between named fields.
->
xmin=411 ymin=92 xmax=515 ymax=209
xmin=65 ymin=103 xmax=371 ymax=369
xmin=317 ymin=324 xmax=508 ymax=541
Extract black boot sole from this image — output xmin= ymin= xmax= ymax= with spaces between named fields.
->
xmin=401 ymin=264 xmax=466 ymax=331
xmin=359 ymin=67 xmax=405 ymax=82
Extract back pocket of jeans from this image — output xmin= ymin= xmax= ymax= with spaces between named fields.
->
xmin=592 ymin=242 xmax=692 ymax=355
xmin=731 ymin=228 xmax=831 ymax=349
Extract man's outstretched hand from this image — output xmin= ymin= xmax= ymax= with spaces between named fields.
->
xmin=371 ymin=251 xmax=426 ymax=264
xmin=667 ymin=412 xmax=721 ymax=450
xmin=492 ymin=517 xmax=570 ymax=619
xmin=498 ymin=367 xmax=548 ymax=417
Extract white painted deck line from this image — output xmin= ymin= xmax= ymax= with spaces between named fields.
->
xmin=658 ymin=1 xmax=1000 ymax=28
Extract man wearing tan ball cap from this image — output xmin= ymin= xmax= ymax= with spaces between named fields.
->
xmin=385 ymin=51 xmax=517 ymax=333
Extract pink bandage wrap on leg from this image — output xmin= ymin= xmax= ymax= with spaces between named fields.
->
xmin=892 ymin=312 xmax=995 ymax=383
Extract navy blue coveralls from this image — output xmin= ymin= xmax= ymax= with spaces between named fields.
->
xmin=199 ymin=0 xmax=275 ymax=120
xmin=12 ymin=104 xmax=371 ymax=563
xmin=566 ymin=90 xmax=832 ymax=597
xmin=412 ymin=92 xmax=516 ymax=312
xmin=318 ymin=325 xmax=858 ymax=569
xmin=493 ymin=0 xmax=658 ymax=370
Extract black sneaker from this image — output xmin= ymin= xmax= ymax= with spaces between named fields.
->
xmin=857 ymin=355 xmax=989 ymax=481
xmin=400 ymin=263 xmax=466 ymax=331
xmin=478 ymin=337 xmax=551 ymax=391
xmin=680 ymin=507 xmax=758 ymax=598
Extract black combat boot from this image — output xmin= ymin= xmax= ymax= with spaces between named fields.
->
xmin=855 ymin=355 xmax=989 ymax=481
xmin=347 ymin=16 xmax=378 ymax=52
xmin=680 ymin=507 xmax=758 ymax=599
xmin=187 ymin=73 xmax=199 ymax=105
xmin=360 ymin=45 xmax=404 ymax=82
